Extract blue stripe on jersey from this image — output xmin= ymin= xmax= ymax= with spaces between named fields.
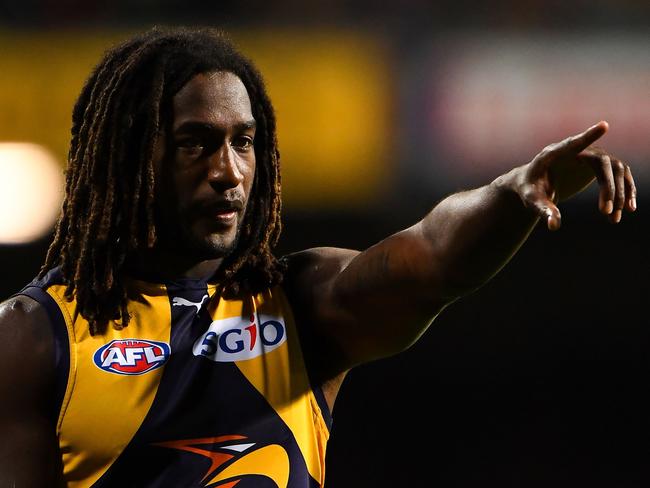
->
xmin=92 ymin=281 xmax=320 ymax=487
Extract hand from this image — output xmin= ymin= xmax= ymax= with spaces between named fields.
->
xmin=518 ymin=121 xmax=637 ymax=230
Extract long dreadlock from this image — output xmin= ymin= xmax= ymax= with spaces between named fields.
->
xmin=40 ymin=27 xmax=284 ymax=335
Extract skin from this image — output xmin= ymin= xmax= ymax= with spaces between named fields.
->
xmin=0 ymin=69 xmax=637 ymax=485
xmin=0 ymin=297 xmax=60 ymax=486
xmin=284 ymin=121 xmax=637 ymax=408
xmin=131 ymin=71 xmax=257 ymax=280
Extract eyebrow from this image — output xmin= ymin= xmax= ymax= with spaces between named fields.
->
xmin=174 ymin=120 xmax=257 ymax=134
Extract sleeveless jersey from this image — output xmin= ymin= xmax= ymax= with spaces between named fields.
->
xmin=18 ymin=268 xmax=331 ymax=488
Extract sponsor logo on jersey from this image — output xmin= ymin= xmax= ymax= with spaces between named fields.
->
xmin=154 ymin=435 xmax=289 ymax=487
xmin=193 ymin=313 xmax=286 ymax=362
xmin=93 ymin=339 xmax=171 ymax=375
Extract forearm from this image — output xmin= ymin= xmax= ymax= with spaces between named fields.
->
xmin=316 ymin=169 xmax=540 ymax=364
xmin=420 ymin=165 xmax=538 ymax=298
xmin=305 ymin=122 xmax=635 ymax=367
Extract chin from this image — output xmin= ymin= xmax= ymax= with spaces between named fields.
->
xmin=191 ymin=232 xmax=240 ymax=260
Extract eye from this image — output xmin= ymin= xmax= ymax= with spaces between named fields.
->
xmin=232 ymin=136 xmax=254 ymax=152
xmin=177 ymin=137 xmax=204 ymax=156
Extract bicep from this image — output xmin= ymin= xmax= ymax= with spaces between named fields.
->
xmin=288 ymin=229 xmax=450 ymax=371
xmin=330 ymin=224 xmax=449 ymax=311
xmin=322 ymin=228 xmax=450 ymax=363
xmin=0 ymin=297 xmax=60 ymax=486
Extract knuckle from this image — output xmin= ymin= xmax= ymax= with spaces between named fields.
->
xmin=561 ymin=137 xmax=573 ymax=146
xmin=522 ymin=188 xmax=540 ymax=204
xmin=544 ymin=142 xmax=560 ymax=153
xmin=539 ymin=146 xmax=562 ymax=162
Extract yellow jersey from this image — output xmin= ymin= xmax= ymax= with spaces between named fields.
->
xmin=19 ymin=268 xmax=331 ymax=487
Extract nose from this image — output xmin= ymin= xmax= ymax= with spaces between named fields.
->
xmin=207 ymin=143 xmax=244 ymax=190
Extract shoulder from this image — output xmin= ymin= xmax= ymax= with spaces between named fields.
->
xmin=0 ymin=294 xmax=52 ymax=340
xmin=0 ymin=295 xmax=55 ymax=394
xmin=280 ymin=247 xmax=360 ymax=324
xmin=279 ymin=250 xmax=359 ymax=410
xmin=281 ymin=247 xmax=359 ymax=291
xmin=280 ymin=247 xmax=358 ymax=374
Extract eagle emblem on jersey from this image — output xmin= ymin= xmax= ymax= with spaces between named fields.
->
xmin=154 ymin=435 xmax=290 ymax=487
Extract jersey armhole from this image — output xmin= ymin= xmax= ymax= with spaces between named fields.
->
xmin=311 ymin=384 xmax=333 ymax=431
xmin=274 ymin=285 xmax=334 ymax=431
xmin=14 ymin=286 xmax=70 ymax=429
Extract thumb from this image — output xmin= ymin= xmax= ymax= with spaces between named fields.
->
xmin=530 ymin=197 xmax=562 ymax=231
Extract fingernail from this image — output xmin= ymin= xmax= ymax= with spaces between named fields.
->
xmin=614 ymin=209 xmax=622 ymax=223
xmin=605 ymin=200 xmax=613 ymax=214
xmin=631 ymin=198 xmax=637 ymax=211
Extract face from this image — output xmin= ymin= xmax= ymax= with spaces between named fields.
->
xmin=153 ymin=71 xmax=257 ymax=260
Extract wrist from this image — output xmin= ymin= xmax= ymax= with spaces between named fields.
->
xmin=491 ymin=165 xmax=527 ymax=204
xmin=490 ymin=164 xmax=546 ymax=223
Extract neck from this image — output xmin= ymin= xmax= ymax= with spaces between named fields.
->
xmin=125 ymin=247 xmax=225 ymax=282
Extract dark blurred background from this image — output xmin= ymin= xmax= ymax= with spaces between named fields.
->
xmin=0 ymin=1 xmax=648 ymax=486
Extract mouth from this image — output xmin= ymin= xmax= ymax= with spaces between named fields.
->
xmin=214 ymin=209 xmax=237 ymax=223
xmin=205 ymin=199 xmax=244 ymax=226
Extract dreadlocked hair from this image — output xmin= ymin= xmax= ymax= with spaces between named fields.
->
xmin=39 ymin=26 xmax=285 ymax=335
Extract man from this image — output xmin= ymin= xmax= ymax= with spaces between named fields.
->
xmin=0 ymin=27 xmax=636 ymax=487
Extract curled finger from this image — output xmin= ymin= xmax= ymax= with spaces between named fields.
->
xmin=610 ymin=158 xmax=626 ymax=223
xmin=581 ymin=152 xmax=615 ymax=215
xmin=624 ymin=164 xmax=637 ymax=212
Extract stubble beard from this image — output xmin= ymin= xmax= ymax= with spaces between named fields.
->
xmin=173 ymin=213 xmax=245 ymax=262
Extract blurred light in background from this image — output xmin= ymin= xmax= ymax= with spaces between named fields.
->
xmin=236 ymin=30 xmax=391 ymax=209
xmin=409 ymin=33 xmax=650 ymax=189
xmin=1 ymin=27 xmax=647 ymax=212
xmin=0 ymin=31 xmax=127 ymax=164
xmin=0 ymin=30 xmax=391 ymax=211
xmin=0 ymin=143 xmax=63 ymax=244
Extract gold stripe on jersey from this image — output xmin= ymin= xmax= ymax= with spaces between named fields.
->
xmin=43 ymin=279 xmax=329 ymax=488
xmin=46 ymin=283 xmax=172 ymax=488
xmin=227 ymin=288 xmax=328 ymax=486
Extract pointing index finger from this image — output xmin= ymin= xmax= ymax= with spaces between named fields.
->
xmin=562 ymin=120 xmax=609 ymax=154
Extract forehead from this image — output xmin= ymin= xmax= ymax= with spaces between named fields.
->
xmin=171 ymin=71 xmax=254 ymax=129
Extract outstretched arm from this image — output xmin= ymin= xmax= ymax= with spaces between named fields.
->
xmin=285 ymin=121 xmax=636 ymax=385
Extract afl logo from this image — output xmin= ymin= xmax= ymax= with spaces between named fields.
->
xmin=193 ymin=313 xmax=286 ymax=362
xmin=93 ymin=339 xmax=171 ymax=375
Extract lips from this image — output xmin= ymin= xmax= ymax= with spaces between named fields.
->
xmin=214 ymin=209 xmax=237 ymax=223
xmin=203 ymin=199 xmax=243 ymax=225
